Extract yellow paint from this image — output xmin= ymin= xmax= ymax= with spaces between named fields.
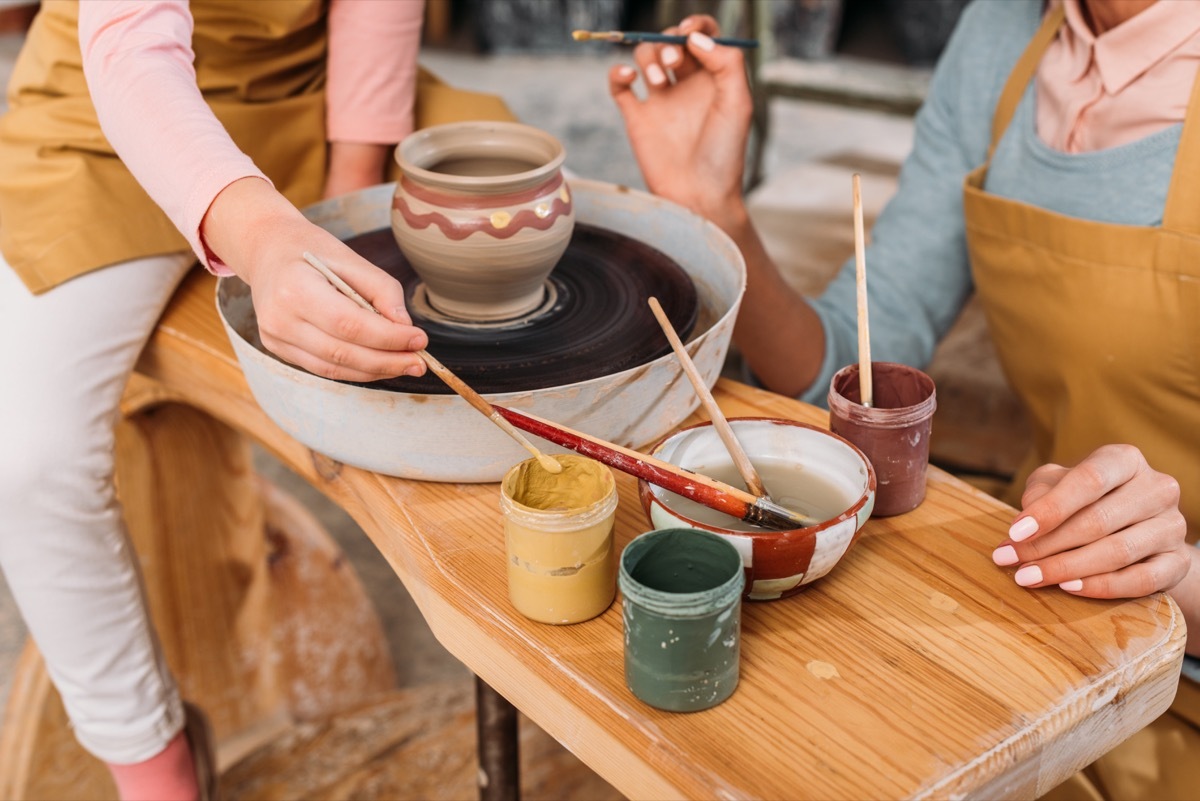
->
xmin=806 ymin=660 xmax=840 ymax=680
xmin=559 ymin=185 xmax=571 ymax=203
xmin=490 ymin=210 xmax=512 ymax=229
xmin=535 ymin=203 xmax=551 ymax=219
xmin=500 ymin=455 xmax=617 ymax=624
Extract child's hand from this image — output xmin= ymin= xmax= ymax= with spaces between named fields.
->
xmin=991 ymin=444 xmax=1190 ymax=598
xmin=202 ymin=177 xmax=428 ymax=382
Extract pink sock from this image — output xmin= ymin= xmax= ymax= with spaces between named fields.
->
xmin=107 ymin=730 xmax=199 ymax=801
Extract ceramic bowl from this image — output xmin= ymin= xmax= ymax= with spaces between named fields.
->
xmin=638 ymin=418 xmax=876 ymax=600
xmin=391 ymin=121 xmax=575 ymax=321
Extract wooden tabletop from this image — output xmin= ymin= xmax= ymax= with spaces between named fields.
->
xmin=139 ymin=270 xmax=1186 ymax=801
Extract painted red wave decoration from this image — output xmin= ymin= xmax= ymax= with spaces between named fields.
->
xmin=392 ymin=191 xmax=573 ymax=241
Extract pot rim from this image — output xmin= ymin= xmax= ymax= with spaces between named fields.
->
xmin=395 ymin=120 xmax=566 ymax=192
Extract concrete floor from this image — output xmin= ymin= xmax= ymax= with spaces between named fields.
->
xmin=0 ymin=33 xmax=918 ymax=796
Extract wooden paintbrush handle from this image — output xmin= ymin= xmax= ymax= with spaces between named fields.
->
xmin=494 ymin=406 xmax=755 ymax=508
xmin=648 ymin=298 xmax=767 ymax=497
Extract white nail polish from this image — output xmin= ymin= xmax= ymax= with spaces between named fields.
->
xmin=992 ymin=545 xmax=1019 ymax=566
xmin=645 ymin=63 xmax=666 ymax=86
xmin=1009 ymin=516 xmax=1039 ymax=542
xmin=689 ymin=31 xmax=715 ymax=51
xmin=617 ymin=65 xmax=636 ymax=79
xmin=1014 ymin=565 xmax=1043 ymax=587
xmin=1059 ymin=579 xmax=1083 ymax=592
xmin=662 ymin=46 xmax=681 ymax=66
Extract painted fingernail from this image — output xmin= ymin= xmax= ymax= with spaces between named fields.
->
xmin=1014 ymin=565 xmax=1043 ymax=587
xmin=992 ymin=545 xmax=1019 ymax=566
xmin=1059 ymin=579 xmax=1084 ymax=592
xmin=645 ymin=63 xmax=666 ymax=86
xmin=689 ymin=31 xmax=715 ymax=51
xmin=662 ymin=46 xmax=681 ymax=66
xmin=1009 ymin=516 xmax=1039 ymax=542
xmin=617 ymin=65 xmax=636 ymax=80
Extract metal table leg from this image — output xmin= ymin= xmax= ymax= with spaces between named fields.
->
xmin=475 ymin=675 xmax=520 ymax=801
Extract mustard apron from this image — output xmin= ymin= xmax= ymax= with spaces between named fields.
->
xmin=0 ymin=0 xmax=514 ymax=294
xmin=963 ymin=6 xmax=1200 ymax=799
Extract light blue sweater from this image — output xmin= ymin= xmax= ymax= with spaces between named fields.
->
xmin=798 ymin=0 xmax=1200 ymax=676
xmin=798 ymin=0 xmax=1181 ymax=408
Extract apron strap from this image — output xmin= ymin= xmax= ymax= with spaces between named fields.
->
xmin=1161 ymin=70 xmax=1200 ymax=234
xmin=986 ymin=3 xmax=1066 ymax=163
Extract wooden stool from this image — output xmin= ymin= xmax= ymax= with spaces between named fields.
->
xmin=0 ymin=269 xmax=528 ymax=800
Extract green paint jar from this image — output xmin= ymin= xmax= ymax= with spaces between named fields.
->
xmin=619 ymin=528 xmax=745 ymax=712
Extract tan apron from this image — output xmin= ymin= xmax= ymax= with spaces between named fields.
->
xmin=964 ymin=6 xmax=1200 ymax=799
xmin=0 ymin=0 xmax=515 ymax=294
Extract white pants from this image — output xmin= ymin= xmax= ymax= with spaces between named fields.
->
xmin=0 ymin=252 xmax=195 ymax=764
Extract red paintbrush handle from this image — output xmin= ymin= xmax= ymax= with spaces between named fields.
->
xmin=494 ymin=405 xmax=751 ymax=521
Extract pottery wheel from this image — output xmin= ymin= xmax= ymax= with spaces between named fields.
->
xmin=343 ymin=223 xmax=699 ymax=395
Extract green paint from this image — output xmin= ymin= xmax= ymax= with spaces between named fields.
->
xmin=619 ymin=528 xmax=744 ymax=712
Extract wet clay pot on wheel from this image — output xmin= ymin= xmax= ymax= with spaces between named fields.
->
xmin=392 ymin=121 xmax=575 ymax=321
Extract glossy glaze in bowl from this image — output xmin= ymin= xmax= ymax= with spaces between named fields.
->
xmin=639 ymin=418 xmax=876 ymax=600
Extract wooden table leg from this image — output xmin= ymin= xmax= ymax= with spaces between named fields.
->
xmin=475 ymin=675 xmax=520 ymax=801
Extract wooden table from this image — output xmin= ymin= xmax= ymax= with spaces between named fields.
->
xmin=1 ymin=270 xmax=1186 ymax=800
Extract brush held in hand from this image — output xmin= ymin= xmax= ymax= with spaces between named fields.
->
xmin=300 ymin=251 xmax=563 ymax=475
xmin=571 ymin=29 xmax=759 ymax=48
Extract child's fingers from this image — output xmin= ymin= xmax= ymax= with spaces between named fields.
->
xmin=320 ymin=250 xmax=414 ymax=326
xmin=260 ymin=326 xmax=425 ymax=382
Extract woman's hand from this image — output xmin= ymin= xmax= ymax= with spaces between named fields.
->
xmin=201 ymin=177 xmax=427 ymax=382
xmin=991 ymin=444 xmax=1191 ymax=598
xmin=608 ymin=15 xmax=753 ymax=231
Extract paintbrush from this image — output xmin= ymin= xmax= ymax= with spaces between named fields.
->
xmin=647 ymin=297 xmax=767 ymax=498
xmin=571 ymin=29 xmax=759 ymax=48
xmin=300 ymin=251 xmax=563 ymax=475
xmin=853 ymin=173 xmax=873 ymax=407
xmin=492 ymin=405 xmax=820 ymax=531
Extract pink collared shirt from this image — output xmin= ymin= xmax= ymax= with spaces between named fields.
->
xmin=79 ymin=0 xmax=422 ymax=272
xmin=1037 ymin=0 xmax=1200 ymax=153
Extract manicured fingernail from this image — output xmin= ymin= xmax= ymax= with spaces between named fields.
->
xmin=645 ymin=63 xmax=666 ymax=86
xmin=1059 ymin=579 xmax=1083 ymax=592
xmin=992 ymin=545 xmax=1019 ymax=566
xmin=662 ymin=46 xmax=681 ymax=66
xmin=689 ymin=31 xmax=715 ymax=51
xmin=1009 ymin=516 xmax=1039 ymax=542
xmin=617 ymin=65 xmax=635 ymax=79
xmin=1014 ymin=565 xmax=1043 ymax=587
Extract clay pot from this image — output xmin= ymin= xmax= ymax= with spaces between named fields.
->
xmin=391 ymin=121 xmax=575 ymax=321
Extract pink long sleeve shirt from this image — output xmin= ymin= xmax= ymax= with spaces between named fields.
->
xmin=1037 ymin=0 xmax=1200 ymax=153
xmin=78 ymin=0 xmax=423 ymax=273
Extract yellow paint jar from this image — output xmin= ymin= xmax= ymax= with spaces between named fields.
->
xmin=499 ymin=454 xmax=618 ymax=624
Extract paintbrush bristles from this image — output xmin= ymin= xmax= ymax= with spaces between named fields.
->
xmin=571 ymin=29 xmax=620 ymax=42
xmin=852 ymin=174 xmax=873 ymax=408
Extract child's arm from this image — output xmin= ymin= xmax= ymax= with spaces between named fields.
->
xmin=324 ymin=0 xmax=423 ymax=197
xmin=78 ymin=0 xmax=428 ymax=382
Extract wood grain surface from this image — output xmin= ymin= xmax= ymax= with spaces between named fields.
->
xmin=131 ymin=270 xmax=1185 ymax=800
